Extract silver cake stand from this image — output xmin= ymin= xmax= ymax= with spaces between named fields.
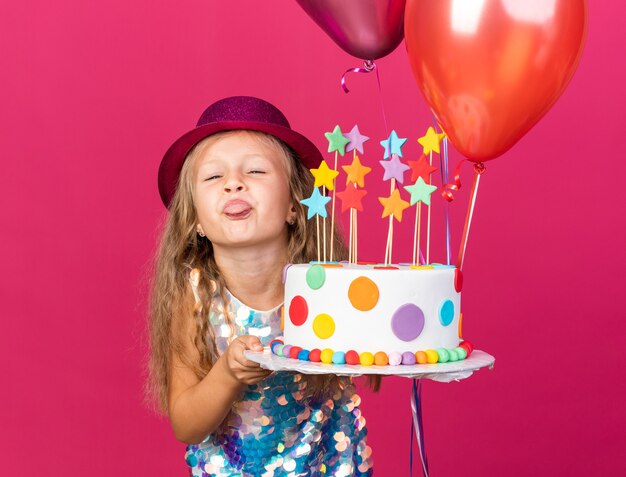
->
xmin=245 ymin=349 xmax=495 ymax=383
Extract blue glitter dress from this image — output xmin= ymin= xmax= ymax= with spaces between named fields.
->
xmin=184 ymin=273 xmax=373 ymax=477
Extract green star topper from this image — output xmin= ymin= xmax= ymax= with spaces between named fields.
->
xmin=403 ymin=177 xmax=438 ymax=206
xmin=325 ymin=125 xmax=350 ymax=156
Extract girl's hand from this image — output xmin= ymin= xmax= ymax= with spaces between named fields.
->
xmin=220 ymin=335 xmax=272 ymax=386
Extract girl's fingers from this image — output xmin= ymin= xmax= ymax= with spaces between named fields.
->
xmin=237 ymin=335 xmax=264 ymax=352
xmin=232 ymin=350 xmax=262 ymax=369
xmin=232 ymin=338 xmax=263 ymax=368
xmin=236 ymin=369 xmax=273 ymax=384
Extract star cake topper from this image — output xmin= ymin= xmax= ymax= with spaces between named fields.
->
xmin=408 ymin=155 xmax=438 ymax=183
xmin=325 ymin=125 xmax=351 ymax=156
xmin=379 ymin=154 xmax=410 ymax=183
xmin=343 ymin=125 xmax=369 ymax=155
xmin=310 ymin=160 xmax=339 ymax=190
xmin=300 ymin=188 xmax=331 ymax=219
xmin=417 ymin=127 xmax=445 ymax=155
xmin=404 ymin=177 xmax=438 ymax=206
xmin=379 ymin=130 xmax=407 ymax=159
xmin=342 ymin=154 xmax=371 ymax=188
xmin=378 ymin=188 xmax=410 ymax=222
xmin=336 ymin=186 xmax=367 ymax=213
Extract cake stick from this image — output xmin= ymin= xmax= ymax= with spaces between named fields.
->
xmin=322 ymin=185 xmax=327 ymax=263
xmin=348 ymin=204 xmax=353 ymax=264
xmin=316 ymin=214 xmax=320 ymax=263
xmin=384 ymin=178 xmax=396 ymax=265
xmin=388 ymin=215 xmax=393 ymax=265
xmin=426 ymin=151 xmax=432 ymax=265
xmin=301 ymin=186 xmax=331 ymax=264
xmin=417 ymin=204 xmax=422 ymax=265
xmin=352 ymin=151 xmax=357 ymax=264
xmin=330 ymin=151 xmax=338 ymax=262
xmin=354 ymin=209 xmax=358 ymax=264
xmin=413 ymin=203 xmax=419 ymax=265
xmin=355 ymin=207 xmax=358 ymax=263
xmin=353 ymin=206 xmax=358 ymax=264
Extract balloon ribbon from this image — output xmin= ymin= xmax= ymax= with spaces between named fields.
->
xmin=410 ymin=378 xmax=429 ymax=477
xmin=441 ymin=136 xmax=451 ymax=264
xmin=442 ymin=161 xmax=486 ymax=270
xmin=341 ymin=60 xmax=375 ymax=94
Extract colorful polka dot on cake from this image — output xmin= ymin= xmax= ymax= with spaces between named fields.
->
xmin=313 ymin=313 xmax=335 ymax=339
xmin=454 ymin=268 xmax=463 ymax=292
xmin=391 ymin=304 xmax=425 ymax=341
xmin=348 ymin=276 xmax=379 ymax=311
xmin=289 ymin=295 xmax=308 ymax=326
xmin=306 ymin=265 xmax=326 ymax=289
xmin=439 ymin=300 xmax=455 ymax=326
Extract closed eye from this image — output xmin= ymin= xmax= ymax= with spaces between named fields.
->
xmin=249 ymin=170 xmax=266 ymax=174
xmin=204 ymin=175 xmax=222 ymax=181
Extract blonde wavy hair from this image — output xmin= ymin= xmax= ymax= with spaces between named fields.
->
xmin=147 ymin=130 xmax=378 ymax=414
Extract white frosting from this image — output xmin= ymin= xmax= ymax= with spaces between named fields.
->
xmin=283 ymin=264 xmax=461 ymax=354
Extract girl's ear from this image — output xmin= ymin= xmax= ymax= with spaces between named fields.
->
xmin=196 ymin=224 xmax=206 ymax=237
xmin=286 ymin=205 xmax=297 ymax=225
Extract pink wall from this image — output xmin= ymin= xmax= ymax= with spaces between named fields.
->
xmin=2 ymin=1 xmax=624 ymax=475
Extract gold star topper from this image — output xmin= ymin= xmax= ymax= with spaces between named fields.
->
xmin=310 ymin=160 xmax=339 ymax=190
xmin=417 ymin=127 xmax=446 ymax=155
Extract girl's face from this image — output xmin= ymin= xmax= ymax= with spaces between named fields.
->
xmin=192 ymin=132 xmax=293 ymax=251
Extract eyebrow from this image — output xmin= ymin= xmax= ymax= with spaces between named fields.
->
xmin=198 ymin=154 xmax=274 ymax=168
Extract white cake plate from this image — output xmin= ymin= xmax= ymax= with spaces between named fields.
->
xmin=244 ymin=349 xmax=495 ymax=383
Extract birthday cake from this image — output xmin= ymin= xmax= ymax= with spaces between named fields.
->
xmin=272 ymin=262 xmax=473 ymax=366
xmin=270 ymin=125 xmax=475 ymax=366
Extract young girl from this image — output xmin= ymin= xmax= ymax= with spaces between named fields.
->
xmin=148 ymin=96 xmax=374 ymax=476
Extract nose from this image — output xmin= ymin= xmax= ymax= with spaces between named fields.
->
xmin=223 ymin=173 xmax=245 ymax=193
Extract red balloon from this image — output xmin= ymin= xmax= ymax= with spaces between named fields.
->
xmin=296 ymin=0 xmax=406 ymax=60
xmin=405 ymin=0 xmax=588 ymax=161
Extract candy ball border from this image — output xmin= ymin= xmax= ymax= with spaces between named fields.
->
xmin=269 ymin=339 xmax=474 ymax=366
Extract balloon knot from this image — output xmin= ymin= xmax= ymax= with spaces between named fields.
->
xmin=473 ymin=162 xmax=486 ymax=175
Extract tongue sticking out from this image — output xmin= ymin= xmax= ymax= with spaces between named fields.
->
xmin=224 ymin=201 xmax=252 ymax=219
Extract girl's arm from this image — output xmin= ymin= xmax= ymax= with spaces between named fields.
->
xmin=167 ymin=315 xmax=271 ymax=444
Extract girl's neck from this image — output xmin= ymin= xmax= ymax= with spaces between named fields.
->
xmin=213 ymin=241 xmax=288 ymax=311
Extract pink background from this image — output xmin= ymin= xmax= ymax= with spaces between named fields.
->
xmin=2 ymin=1 xmax=625 ymax=475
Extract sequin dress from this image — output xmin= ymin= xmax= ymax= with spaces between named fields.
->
xmin=184 ymin=275 xmax=373 ymax=477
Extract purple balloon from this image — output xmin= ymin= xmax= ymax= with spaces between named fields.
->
xmin=296 ymin=0 xmax=406 ymax=60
